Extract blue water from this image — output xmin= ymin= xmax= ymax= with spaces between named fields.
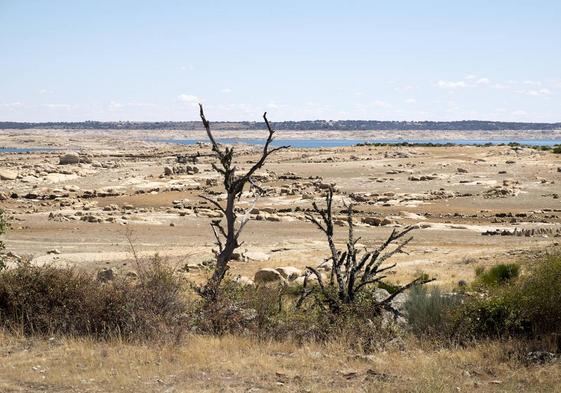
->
xmin=159 ymin=138 xmax=561 ymax=148
xmin=0 ymin=147 xmax=58 ymax=153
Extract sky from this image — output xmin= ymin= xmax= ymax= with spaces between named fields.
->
xmin=0 ymin=0 xmax=560 ymax=122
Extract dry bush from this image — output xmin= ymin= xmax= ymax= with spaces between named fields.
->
xmin=0 ymin=258 xmax=187 ymax=340
xmin=189 ymin=279 xmax=401 ymax=352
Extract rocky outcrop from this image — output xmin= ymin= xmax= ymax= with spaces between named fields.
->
xmin=59 ymin=153 xmax=81 ymax=165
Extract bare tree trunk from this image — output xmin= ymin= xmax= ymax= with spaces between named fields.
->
xmin=197 ymin=104 xmax=288 ymax=302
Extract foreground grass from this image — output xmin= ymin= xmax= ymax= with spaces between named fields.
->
xmin=0 ymin=333 xmax=559 ymax=393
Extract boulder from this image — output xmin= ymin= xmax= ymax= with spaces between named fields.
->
xmin=97 ymin=268 xmax=114 ymax=282
xmin=59 ymin=152 xmax=81 ymax=165
xmin=275 ymin=266 xmax=302 ymax=281
xmin=244 ymin=251 xmax=270 ymax=262
xmin=362 ymin=216 xmax=382 ymax=226
xmin=254 ymin=268 xmax=286 ymax=285
xmin=0 ymin=169 xmax=18 ymax=180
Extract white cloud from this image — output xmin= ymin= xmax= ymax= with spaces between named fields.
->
xmin=370 ymin=100 xmax=391 ymax=108
xmin=0 ymin=102 xmax=23 ymax=109
xmin=475 ymin=78 xmax=490 ymax=85
xmin=436 ymin=80 xmax=469 ymax=89
xmin=528 ymin=88 xmax=551 ymax=96
xmin=492 ymin=83 xmax=508 ymax=89
xmin=177 ymin=94 xmax=200 ymax=104
xmin=108 ymin=101 xmax=157 ymax=111
xmin=41 ymin=103 xmax=74 ymax=109
xmin=404 ymin=98 xmax=417 ymax=104
xmin=523 ymin=80 xmax=542 ymax=86
xmin=220 ymin=88 xmax=232 ymax=94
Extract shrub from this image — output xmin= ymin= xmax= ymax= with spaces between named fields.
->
xmin=0 ymin=209 xmax=6 ymax=271
xmin=552 ymin=145 xmax=561 ymax=154
xmin=455 ymin=253 xmax=561 ymax=349
xmin=190 ymin=279 xmax=401 ymax=352
xmin=0 ymin=258 xmax=187 ymax=340
xmin=473 ymin=263 xmax=520 ymax=288
xmin=405 ymin=285 xmax=462 ymax=338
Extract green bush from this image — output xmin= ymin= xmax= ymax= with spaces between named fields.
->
xmin=473 ymin=263 xmax=520 ymax=288
xmin=455 ymin=254 xmax=561 ymax=348
xmin=552 ymin=145 xmax=561 ymax=154
xmin=405 ymin=285 xmax=462 ymax=338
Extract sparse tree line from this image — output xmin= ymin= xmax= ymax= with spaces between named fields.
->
xmin=2 ymin=119 xmax=560 ymax=131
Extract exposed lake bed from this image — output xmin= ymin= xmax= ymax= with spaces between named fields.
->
xmin=1 ymin=127 xmax=560 ymax=287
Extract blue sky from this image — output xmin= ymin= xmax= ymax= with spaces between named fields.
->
xmin=1 ymin=0 xmax=560 ymax=122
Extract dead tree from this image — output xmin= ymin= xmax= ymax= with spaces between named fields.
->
xmin=197 ymin=104 xmax=288 ymax=301
xmin=298 ymin=188 xmax=434 ymax=313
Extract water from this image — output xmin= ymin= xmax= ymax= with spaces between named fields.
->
xmin=159 ymin=138 xmax=561 ymax=148
xmin=0 ymin=147 xmax=58 ymax=153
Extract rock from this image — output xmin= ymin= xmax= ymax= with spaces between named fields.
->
xmin=244 ymin=251 xmax=270 ymax=262
xmin=380 ymin=218 xmax=394 ymax=226
xmin=457 ymin=168 xmax=468 ymax=173
xmin=59 ymin=152 xmax=80 ymax=165
xmin=362 ymin=216 xmax=382 ymax=226
xmin=234 ymin=275 xmax=255 ymax=287
xmin=275 ymin=266 xmax=302 ymax=281
xmin=164 ymin=166 xmax=173 ymax=176
xmin=79 ymin=154 xmax=93 ymax=164
xmin=254 ymin=268 xmax=286 ymax=285
xmin=400 ymin=211 xmax=426 ymax=220
xmin=373 ymin=288 xmax=408 ymax=313
xmin=97 ymin=268 xmax=114 ymax=282
xmin=46 ymin=249 xmax=61 ymax=255
xmin=525 ymin=351 xmax=557 ymax=364
xmin=0 ymin=169 xmax=18 ymax=180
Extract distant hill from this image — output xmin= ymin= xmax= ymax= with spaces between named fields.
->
xmin=1 ymin=120 xmax=560 ymax=131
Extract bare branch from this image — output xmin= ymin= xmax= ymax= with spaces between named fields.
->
xmin=376 ymin=276 xmax=436 ymax=310
xmin=199 ymin=195 xmax=227 ymax=216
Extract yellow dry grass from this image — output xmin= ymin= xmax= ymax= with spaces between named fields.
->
xmin=1 ymin=333 xmax=560 ymax=392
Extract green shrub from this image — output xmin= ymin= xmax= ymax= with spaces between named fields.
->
xmin=405 ymin=285 xmax=462 ymax=338
xmin=455 ymin=254 xmax=561 ymax=348
xmin=552 ymin=145 xmax=561 ymax=154
xmin=473 ymin=263 xmax=520 ymax=288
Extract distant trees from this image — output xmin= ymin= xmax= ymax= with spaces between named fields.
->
xmin=1 ymin=120 xmax=560 ymax=131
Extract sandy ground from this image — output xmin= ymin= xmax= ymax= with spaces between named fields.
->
xmin=1 ymin=128 xmax=560 ymax=286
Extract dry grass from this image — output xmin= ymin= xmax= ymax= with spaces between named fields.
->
xmin=1 ymin=333 xmax=560 ymax=392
